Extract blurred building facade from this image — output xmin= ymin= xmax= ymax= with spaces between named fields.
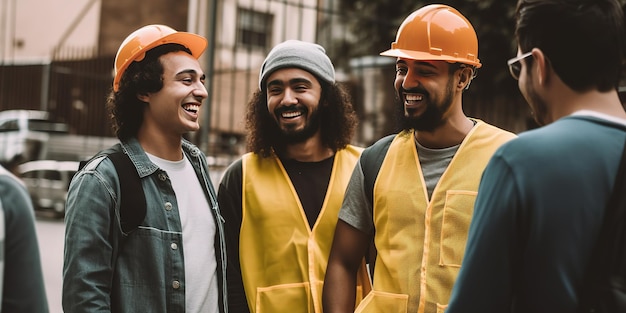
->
xmin=1 ymin=0 xmax=624 ymax=167
xmin=1 ymin=0 xmax=389 ymax=165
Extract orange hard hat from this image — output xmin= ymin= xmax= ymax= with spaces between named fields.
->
xmin=380 ymin=4 xmax=481 ymax=68
xmin=113 ymin=24 xmax=208 ymax=92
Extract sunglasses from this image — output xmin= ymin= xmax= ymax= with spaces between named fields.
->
xmin=507 ymin=51 xmax=533 ymax=80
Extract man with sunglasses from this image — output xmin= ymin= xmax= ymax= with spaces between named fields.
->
xmin=447 ymin=0 xmax=626 ymax=312
xmin=322 ymin=4 xmax=516 ymax=313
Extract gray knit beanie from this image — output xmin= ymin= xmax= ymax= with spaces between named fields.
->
xmin=259 ymin=40 xmax=335 ymax=90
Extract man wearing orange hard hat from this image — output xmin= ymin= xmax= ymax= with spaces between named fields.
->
xmin=323 ymin=4 xmax=515 ymax=313
xmin=63 ymin=25 xmax=228 ymax=313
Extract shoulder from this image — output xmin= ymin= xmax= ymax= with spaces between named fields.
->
xmin=77 ymin=152 xmax=116 ymax=177
xmin=70 ymin=152 xmax=119 ymax=197
xmin=502 ymin=117 xmax=620 ymax=151
xmin=358 ymin=133 xmax=400 ymax=184
xmin=361 ymin=133 xmax=397 ymax=165
xmin=222 ymin=158 xmax=243 ymax=176
xmin=0 ymin=168 xmax=36 ymax=227
xmin=219 ymin=157 xmax=243 ymax=188
xmin=343 ymin=144 xmax=365 ymax=155
xmin=0 ymin=169 xmax=30 ymax=207
xmin=337 ymin=145 xmax=364 ymax=161
xmin=0 ymin=167 xmax=25 ymax=191
xmin=363 ymin=134 xmax=396 ymax=157
xmin=489 ymin=117 xmax=624 ymax=172
xmin=473 ymin=119 xmax=517 ymax=140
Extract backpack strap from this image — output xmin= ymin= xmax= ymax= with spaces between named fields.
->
xmin=80 ymin=143 xmax=146 ymax=233
xmin=107 ymin=148 xmax=146 ymax=234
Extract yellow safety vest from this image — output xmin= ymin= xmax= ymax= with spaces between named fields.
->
xmin=355 ymin=121 xmax=515 ymax=313
xmin=241 ymin=145 xmax=369 ymax=313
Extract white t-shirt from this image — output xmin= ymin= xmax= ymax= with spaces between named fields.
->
xmin=147 ymin=153 xmax=218 ymax=313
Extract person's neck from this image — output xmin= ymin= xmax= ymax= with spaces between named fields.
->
xmin=414 ymin=114 xmax=474 ymax=149
xmin=279 ymin=134 xmax=334 ymax=162
xmin=137 ymin=127 xmax=184 ymax=161
xmin=550 ymin=89 xmax=626 ymax=122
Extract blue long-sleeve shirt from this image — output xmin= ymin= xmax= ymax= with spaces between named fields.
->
xmin=0 ymin=165 xmax=49 ymax=313
xmin=448 ymin=115 xmax=626 ymax=312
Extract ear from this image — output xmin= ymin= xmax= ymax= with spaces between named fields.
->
xmin=137 ymin=93 xmax=150 ymax=103
xmin=457 ymin=66 xmax=474 ymax=90
xmin=531 ymin=48 xmax=549 ymax=86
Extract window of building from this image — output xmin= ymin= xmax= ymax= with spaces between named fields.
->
xmin=237 ymin=8 xmax=273 ymax=50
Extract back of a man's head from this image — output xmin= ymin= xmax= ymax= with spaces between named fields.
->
xmin=515 ymin=0 xmax=625 ymax=92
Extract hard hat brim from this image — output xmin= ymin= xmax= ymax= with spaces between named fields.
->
xmin=380 ymin=48 xmax=482 ymax=68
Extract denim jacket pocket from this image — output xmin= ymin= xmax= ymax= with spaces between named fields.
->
xmin=116 ymin=226 xmax=181 ymax=286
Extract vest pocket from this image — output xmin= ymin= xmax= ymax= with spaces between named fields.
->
xmin=437 ymin=303 xmax=448 ymax=313
xmin=354 ymin=290 xmax=408 ymax=313
xmin=256 ymin=282 xmax=312 ymax=313
xmin=313 ymin=281 xmax=366 ymax=311
xmin=440 ymin=190 xmax=477 ymax=267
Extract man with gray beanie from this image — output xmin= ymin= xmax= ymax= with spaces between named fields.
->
xmin=218 ymin=39 xmax=371 ymax=313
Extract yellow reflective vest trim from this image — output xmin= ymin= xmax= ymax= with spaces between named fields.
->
xmin=356 ymin=120 xmax=515 ymax=313
xmin=241 ymin=145 xmax=369 ymax=313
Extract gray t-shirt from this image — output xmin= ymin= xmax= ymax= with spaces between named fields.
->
xmin=417 ymin=140 xmax=459 ymax=199
xmin=338 ymin=140 xmax=459 ymax=234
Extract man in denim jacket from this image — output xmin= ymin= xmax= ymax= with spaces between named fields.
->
xmin=62 ymin=24 xmax=227 ymax=313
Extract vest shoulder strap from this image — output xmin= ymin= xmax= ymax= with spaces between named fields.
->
xmin=361 ymin=134 xmax=395 ymax=203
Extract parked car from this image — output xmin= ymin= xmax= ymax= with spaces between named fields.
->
xmin=18 ymin=160 xmax=79 ymax=217
xmin=0 ymin=110 xmax=69 ymax=173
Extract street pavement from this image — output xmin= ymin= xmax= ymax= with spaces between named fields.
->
xmin=35 ymin=214 xmax=64 ymax=313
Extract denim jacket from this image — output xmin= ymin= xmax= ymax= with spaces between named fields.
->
xmin=63 ymin=138 xmax=228 ymax=313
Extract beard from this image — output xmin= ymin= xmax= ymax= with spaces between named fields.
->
xmin=395 ymin=78 xmax=455 ymax=132
xmin=275 ymin=104 xmax=322 ymax=144
xmin=523 ymin=77 xmax=549 ymax=126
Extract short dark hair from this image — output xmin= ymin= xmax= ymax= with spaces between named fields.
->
xmin=106 ymin=43 xmax=192 ymax=140
xmin=515 ymin=0 xmax=625 ymax=92
xmin=245 ymin=80 xmax=358 ymax=158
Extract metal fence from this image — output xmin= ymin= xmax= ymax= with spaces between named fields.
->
xmin=0 ymin=0 xmax=551 ymax=167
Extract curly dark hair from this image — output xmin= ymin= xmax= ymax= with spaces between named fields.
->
xmin=245 ymin=80 xmax=358 ymax=158
xmin=106 ymin=43 xmax=192 ymax=141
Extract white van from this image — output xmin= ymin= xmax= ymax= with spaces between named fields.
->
xmin=18 ymin=160 xmax=79 ymax=217
xmin=0 ymin=110 xmax=69 ymax=169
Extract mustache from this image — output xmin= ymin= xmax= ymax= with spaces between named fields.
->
xmin=274 ymin=104 xmax=307 ymax=115
xmin=401 ymin=86 xmax=429 ymax=96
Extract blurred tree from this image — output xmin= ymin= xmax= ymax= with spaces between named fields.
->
xmin=333 ymin=0 xmax=626 ymax=134
xmin=335 ymin=0 xmax=519 ymax=97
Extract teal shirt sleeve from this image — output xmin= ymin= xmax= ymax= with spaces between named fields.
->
xmin=0 ymin=174 xmax=49 ymax=313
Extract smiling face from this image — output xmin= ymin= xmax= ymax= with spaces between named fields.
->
xmin=265 ymin=67 xmax=323 ymax=144
xmin=139 ymin=51 xmax=207 ymax=137
xmin=394 ymin=58 xmax=456 ymax=132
